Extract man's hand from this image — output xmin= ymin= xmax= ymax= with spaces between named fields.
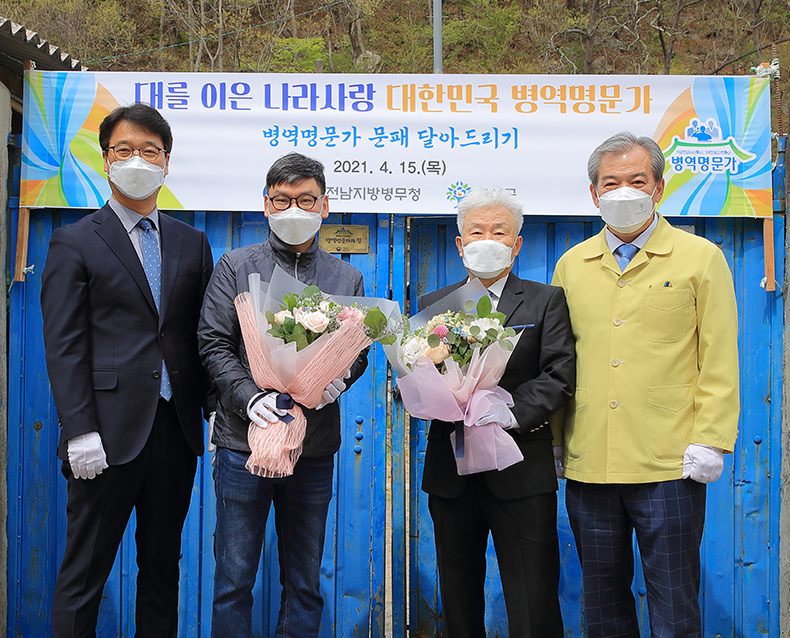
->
xmin=316 ymin=370 xmax=352 ymax=409
xmin=247 ymin=392 xmax=287 ymax=428
xmin=553 ymin=446 xmax=565 ymax=479
xmin=67 ymin=431 xmax=109 ymax=480
xmin=682 ymin=443 xmax=724 ymax=484
xmin=475 ymin=403 xmax=518 ymax=430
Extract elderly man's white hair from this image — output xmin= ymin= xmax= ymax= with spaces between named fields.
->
xmin=456 ymin=188 xmax=524 ymax=235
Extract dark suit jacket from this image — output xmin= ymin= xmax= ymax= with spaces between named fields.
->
xmin=41 ymin=203 xmax=214 ymax=465
xmin=419 ymin=272 xmax=575 ymax=500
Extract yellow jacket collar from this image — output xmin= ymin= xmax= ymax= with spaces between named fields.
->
xmin=584 ymin=214 xmax=675 ymax=261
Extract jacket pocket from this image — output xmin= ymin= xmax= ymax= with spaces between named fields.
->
xmin=565 ymin=387 xmax=588 ymax=461
xmin=645 ymin=384 xmax=694 ymax=462
xmin=643 ymin=290 xmax=692 ymax=343
xmin=93 ymin=369 xmax=119 ymax=390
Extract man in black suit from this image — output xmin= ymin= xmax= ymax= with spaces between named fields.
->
xmin=419 ymin=187 xmax=575 ymax=638
xmin=41 ymin=104 xmax=213 ymax=638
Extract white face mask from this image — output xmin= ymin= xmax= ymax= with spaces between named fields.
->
xmin=462 ymin=239 xmax=514 ymax=279
xmin=108 ymin=155 xmax=165 ymax=200
xmin=597 ymin=186 xmax=657 ymax=234
xmin=267 ymin=203 xmax=323 ymax=245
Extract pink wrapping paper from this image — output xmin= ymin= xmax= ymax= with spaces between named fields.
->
xmin=387 ymin=278 xmax=524 ymax=474
xmin=235 ymin=291 xmax=372 ymax=478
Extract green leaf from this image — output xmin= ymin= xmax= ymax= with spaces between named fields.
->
xmin=427 ymin=334 xmax=440 ymax=347
xmin=294 ymin=333 xmax=309 ymax=351
xmin=445 ymin=331 xmax=457 ymax=345
xmin=486 ymin=328 xmax=498 ymax=339
xmin=265 ymin=310 xmax=277 ymax=324
xmin=476 ymin=295 xmax=493 ymax=317
xmin=283 ymin=293 xmax=299 ymax=312
xmin=504 ymin=327 xmax=516 ymax=337
xmin=364 ymin=307 xmax=387 ymax=337
xmin=379 ymin=335 xmax=397 ymax=346
xmin=499 ymin=340 xmax=514 ymax=351
xmin=463 ymin=299 xmax=476 ymax=312
xmin=470 ymin=325 xmax=480 ymax=336
xmin=490 ymin=311 xmax=507 ymax=323
xmin=303 ymin=285 xmax=321 ymax=298
xmin=292 ymin=323 xmax=306 ymax=335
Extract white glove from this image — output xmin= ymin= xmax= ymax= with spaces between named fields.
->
xmin=475 ymin=403 xmax=518 ymax=430
xmin=553 ymin=446 xmax=565 ymax=479
xmin=316 ymin=370 xmax=352 ymax=410
xmin=682 ymin=443 xmax=724 ymax=484
xmin=247 ymin=392 xmax=287 ymax=429
xmin=207 ymin=411 xmax=216 ymax=453
xmin=67 ymin=431 xmax=109 ymax=480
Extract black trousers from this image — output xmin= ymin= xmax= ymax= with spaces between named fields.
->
xmin=428 ymin=474 xmax=564 ymax=638
xmin=52 ymin=399 xmax=197 ymax=638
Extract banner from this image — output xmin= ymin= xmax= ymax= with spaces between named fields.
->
xmin=21 ymin=71 xmax=771 ymax=216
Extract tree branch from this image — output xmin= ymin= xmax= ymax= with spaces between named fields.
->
xmin=709 ymin=37 xmax=790 ymax=74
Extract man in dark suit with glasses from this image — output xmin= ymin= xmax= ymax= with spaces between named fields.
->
xmin=42 ymin=103 xmax=213 ymax=638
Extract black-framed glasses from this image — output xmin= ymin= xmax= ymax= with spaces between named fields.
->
xmin=108 ymin=144 xmax=167 ymax=162
xmin=269 ymin=194 xmax=322 ymax=211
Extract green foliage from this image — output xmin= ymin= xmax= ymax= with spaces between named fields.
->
xmin=0 ymin=0 xmax=137 ymax=67
xmin=441 ymin=0 xmax=524 ymax=72
xmin=269 ymin=37 xmax=326 ymax=73
xmin=364 ymin=307 xmax=390 ymax=341
xmin=1 ymin=0 xmax=788 ymax=123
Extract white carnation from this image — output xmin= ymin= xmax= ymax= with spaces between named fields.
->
xmin=401 ymin=336 xmax=426 ymax=367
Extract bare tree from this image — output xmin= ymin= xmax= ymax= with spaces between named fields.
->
xmin=654 ymin=0 xmax=704 ymax=74
xmin=583 ymin=0 xmax=600 ymax=73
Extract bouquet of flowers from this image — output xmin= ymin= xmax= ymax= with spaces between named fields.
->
xmin=383 ymin=278 xmax=524 ymax=475
xmin=234 ymin=265 xmax=400 ymax=478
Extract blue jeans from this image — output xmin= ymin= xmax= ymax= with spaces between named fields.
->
xmin=211 ymin=448 xmax=335 ymax=638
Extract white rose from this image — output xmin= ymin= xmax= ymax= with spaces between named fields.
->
xmin=319 ymin=299 xmax=331 ymax=313
xmin=295 ymin=308 xmax=330 ymax=333
xmin=273 ymin=309 xmax=293 ymax=325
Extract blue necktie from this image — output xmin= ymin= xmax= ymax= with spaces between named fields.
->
xmin=615 ymin=243 xmax=639 ymax=271
xmin=139 ymin=218 xmax=173 ymax=400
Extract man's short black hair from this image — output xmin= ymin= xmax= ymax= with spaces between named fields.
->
xmin=266 ymin=153 xmax=326 ymax=194
xmin=99 ymin=103 xmax=173 ymax=153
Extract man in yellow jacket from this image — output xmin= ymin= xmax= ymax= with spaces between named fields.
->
xmin=551 ymin=131 xmax=739 ymax=638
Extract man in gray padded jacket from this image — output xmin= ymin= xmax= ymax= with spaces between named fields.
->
xmin=198 ymin=152 xmax=368 ymax=638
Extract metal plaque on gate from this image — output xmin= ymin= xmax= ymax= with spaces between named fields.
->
xmin=319 ymin=225 xmax=370 ymax=254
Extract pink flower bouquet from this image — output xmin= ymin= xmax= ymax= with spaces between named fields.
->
xmin=235 ymin=266 xmax=399 ymax=478
xmin=383 ymin=278 xmax=524 ymax=475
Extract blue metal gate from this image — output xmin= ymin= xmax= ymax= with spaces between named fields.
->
xmin=6 ymin=208 xmax=392 ymax=638
xmin=402 ymin=215 xmax=784 ymax=637
xmin=6 ymin=203 xmax=784 ymax=638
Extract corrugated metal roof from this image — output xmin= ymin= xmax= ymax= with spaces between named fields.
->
xmin=0 ymin=16 xmax=82 ymax=75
